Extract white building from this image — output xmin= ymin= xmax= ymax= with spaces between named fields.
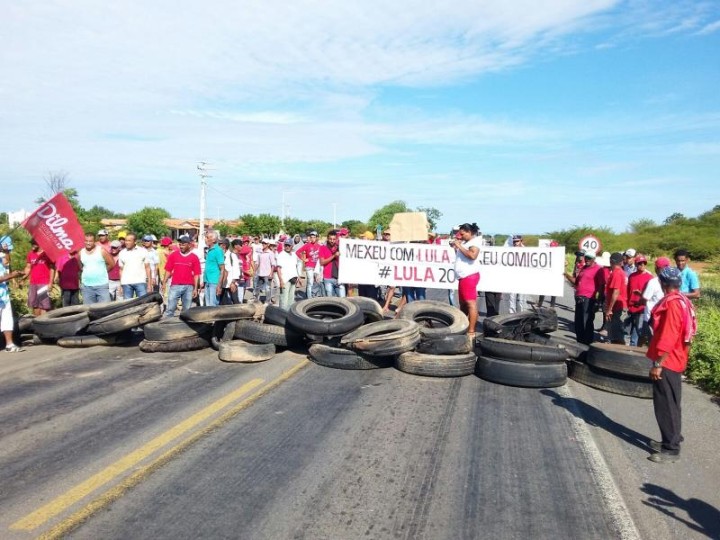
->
xmin=8 ymin=209 xmax=30 ymax=226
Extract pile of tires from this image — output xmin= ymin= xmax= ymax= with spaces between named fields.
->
xmin=33 ymin=293 xmax=163 ymax=347
xmin=483 ymin=307 xmax=558 ymax=340
xmin=568 ymin=343 xmax=653 ymax=398
xmin=476 ymin=337 xmax=568 ymax=388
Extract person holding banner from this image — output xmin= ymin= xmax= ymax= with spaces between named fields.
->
xmin=451 ymin=223 xmax=482 ymax=339
xmin=23 ymin=240 xmax=55 ymax=316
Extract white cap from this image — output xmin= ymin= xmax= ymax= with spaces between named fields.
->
xmin=625 ymin=248 xmax=636 ymax=257
xmin=583 ymin=249 xmax=596 ymax=259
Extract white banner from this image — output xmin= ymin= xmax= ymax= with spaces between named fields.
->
xmin=338 ymin=239 xmax=565 ymax=296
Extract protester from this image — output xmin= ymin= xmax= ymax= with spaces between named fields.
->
xmin=79 ymin=232 xmax=115 ymax=304
xmin=564 ymin=250 xmax=604 ymax=344
xmin=218 ymin=238 xmax=241 ymax=305
xmin=604 ymin=252 xmax=628 ymax=345
xmin=276 ymin=238 xmax=301 ymax=309
xmin=623 ymin=248 xmax=637 ymax=277
xmin=297 ymin=231 xmax=322 ymax=299
xmin=118 ymin=233 xmax=153 ymax=299
xmin=319 ymin=230 xmax=344 ymax=297
xmin=24 ymin=239 xmax=55 ymax=315
xmin=202 ymin=229 xmax=225 ymax=307
xmin=157 ymin=236 xmax=173 ymax=293
xmin=646 ymin=266 xmax=697 ymax=463
xmin=163 ymin=234 xmax=201 ymax=317
xmin=107 ymin=240 xmax=123 ymax=300
xmin=674 ymin=249 xmax=701 ymax=301
xmin=640 ymin=257 xmax=672 ymax=344
xmin=236 ymin=236 xmax=254 ymax=302
xmin=97 ymin=229 xmax=111 ymax=252
xmin=0 ymin=246 xmax=24 ymax=352
xmin=626 ymin=254 xmax=653 ymax=346
xmin=142 ymin=235 xmax=160 ymax=290
xmin=507 ymin=235 xmax=526 ymax=313
xmin=254 ymin=238 xmax=277 ymax=304
xmin=117 ymin=231 xmax=127 ymax=250
xmin=452 ymin=222 xmax=482 ymax=339
xmin=55 ymin=250 xmax=81 ymax=307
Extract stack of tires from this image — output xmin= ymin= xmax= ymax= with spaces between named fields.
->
xmin=32 ymin=293 xmax=163 ymax=348
xmin=568 ymin=343 xmax=653 ymax=398
xmin=476 ymin=337 xmax=568 ymax=388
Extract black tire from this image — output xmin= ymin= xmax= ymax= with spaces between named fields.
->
xmin=57 ymin=332 xmax=133 ymax=348
xmin=18 ymin=314 xmax=35 ymax=333
xmin=475 ymin=355 xmax=567 ymax=388
xmin=340 ymin=319 xmax=421 ymax=356
xmin=88 ymin=292 xmax=163 ymax=320
xmin=416 ymin=334 xmax=473 ymax=355
xmin=347 ymin=296 xmax=384 ymax=323
xmin=218 ymin=340 xmax=276 ymax=362
xmin=395 ymin=351 xmax=477 ymax=377
xmin=180 ymin=303 xmax=256 ymax=323
xmin=210 ymin=320 xmax=237 ymax=351
xmin=308 ymin=343 xmax=393 ymax=370
xmin=33 ymin=305 xmax=90 ymax=339
xmin=138 ymin=303 xmax=163 ymax=325
xmin=396 ymin=300 xmax=469 ymax=337
xmin=568 ymin=360 xmax=652 ymax=398
xmin=287 ymin=298 xmax=364 ymax=336
xmin=234 ymin=320 xmax=302 ymax=348
xmin=525 ymin=333 xmax=590 ymax=361
xmin=143 ymin=318 xmax=211 ymax=341
xmin=263 ymin=305 xmax=288 ymax=327
xmin=139 ymin=335 xmax=210 ymax=353
xmin=86 ymin=303 xmax=155 ymax=336
xmin=587 ymin=343 xmax=652 ymax=378
xmin=479 ymin=337 xmax=568 ymax=363
xmin=483 ymin=308 xmax=558 ymax=338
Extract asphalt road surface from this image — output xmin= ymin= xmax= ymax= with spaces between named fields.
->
xmin=0 ymin=290 xmax=717 ymax=539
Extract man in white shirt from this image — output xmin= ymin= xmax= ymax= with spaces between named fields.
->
xmin=118 ymin=233 xmax=152 ymax=298
xmin=276 ymin=238 xmax=301 ymax=309
xmin=640 ymin=256 xmax=671 ymax=344
xmin=218 ymin=238 xmax=241 ymax=304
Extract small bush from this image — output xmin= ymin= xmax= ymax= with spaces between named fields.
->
xmin=687 ymin=274 xmax=720 ymax=394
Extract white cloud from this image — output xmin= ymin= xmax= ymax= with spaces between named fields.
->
xmin=696 ymin=19 xmax=720 ymax=35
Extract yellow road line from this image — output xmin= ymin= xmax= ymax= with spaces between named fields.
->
xmin=13 ymin=361 xmax=307 ymax=533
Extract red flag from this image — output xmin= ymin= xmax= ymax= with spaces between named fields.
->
xmin=22 ymin=193 xmax=85 ymax=262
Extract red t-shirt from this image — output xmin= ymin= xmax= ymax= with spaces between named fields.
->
xmin=165 ymin=250 xmax=201 ymax=286
xmin=296 ymin=243 xmax=321 ymax=269
xmin=318 ymin=244 xmax=339 ymax=279
xmin=574 ymin=262 xmax=602 ymax=299
xmin=56 ymin=254 xmax=80 ymax=289
xmin=27 ymin=251 xmax=52 ymax=285
xmin=605 ymin=266 xmax=628 ymax=311
xmin=627 ymin=270 xmax=653 ymax=314
xmin=647 ymin=292 xmax=690 ymax=373
xmin=238 ymin=245 xmax=253 ymax=278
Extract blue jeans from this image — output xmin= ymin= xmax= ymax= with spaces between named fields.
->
xmin=204 ymin=283 xmax=219 ymax=307
xmin=628 ymin=312 xmax=646 ymax=346
xmin=405 ymin=287 xmax=426 ymax=302
xmin=165 ymin=285 xmax=194 ymax=317
xmin=323 ymin=278 xmax=345 ymax=297
xmin=122 ymin=283 xmax=147 ymax=299
xmin=305 ymin=269 xmax=322 ymax=298
xmin=81 ymin=284 xmax=110 ymax=305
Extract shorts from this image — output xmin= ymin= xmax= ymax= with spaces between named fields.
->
xmin=458 ymin=273 xmax=480 ymax=302
xmin=28 ymin=283 xmax=52 ymax=310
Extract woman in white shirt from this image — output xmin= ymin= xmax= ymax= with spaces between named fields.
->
xmin=452 ymin=222 xmax=482 ymax=339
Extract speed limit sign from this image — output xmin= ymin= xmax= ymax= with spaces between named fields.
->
xmin=578 ymin=235 xmax=602 ymax=254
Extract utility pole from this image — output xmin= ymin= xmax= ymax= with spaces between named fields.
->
xmin=197 ymin=162 xmax=211 ymax=251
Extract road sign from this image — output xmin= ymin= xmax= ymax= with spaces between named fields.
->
xmin=578 ymin=235 xmax=602 ymax=254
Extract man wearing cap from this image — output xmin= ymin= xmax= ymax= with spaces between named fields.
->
xmin=97 ymin=229 xmax=111 ymax=253
xmin=626 ymin=254 xmax=654 ymax=346
xmin=319 ymin=230 xmax=344 ymax=297
xmin=276 ymin=238 xmax=301 ymax=309
xmin=142 ymin=235 xmax=160 ymax=291
xmin=107 ymin=240 xmax=123 ymax=300
xmin=623 ymin=248 xmax=637 ymax=277
xmin=646 ymin=266 xmax=696 ymax=463
xmin=23 ymin=239 xmax=55 ymax=315
xmin=203 ymin=229 xmax=225 ymax=307
xmin=118 ymin=233 xmax=152 ymax=299
xmin=79 ymin=232 xmax=115 ymax=304
xmin=163 ymin=235 xmax=201 ymax=317
xmin=296 ymin=231 xmax=322 ymax=299
xmin=564 ymin=249 xmax=604 ymax=344
xmin=157 ymin=237 xmax=173 ymax=295
xmin=673 ymin=249 xmax=701 ymax=301
xmin=117 ymin=231 xmax=127 ymax=250
xmin=641 ymin=256 xmax=672 ymax=344
xmin=254 ymin=238 xmax=277 ymax=304
xmin=603 ymin=252 xmax=628 ymax=344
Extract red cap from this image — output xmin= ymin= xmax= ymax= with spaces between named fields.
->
xmin=160 ymin=237 xmax=172 ymax=247
xmin=634 ymin=255 xmax=648 ymax=264
xmin=242 ymin=235 xmax=250 ymax=242
xmin=655 ymin=256 xmax=671 ymax=269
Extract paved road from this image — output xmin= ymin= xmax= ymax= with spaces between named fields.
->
xmin=0 ymin=290 xmax=717 ymax=539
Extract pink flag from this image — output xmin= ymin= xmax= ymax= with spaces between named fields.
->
xmin=22 ymin=193 xmax=85 ymax=262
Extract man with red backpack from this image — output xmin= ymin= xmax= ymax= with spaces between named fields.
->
xmin=646 ymin=266 xmax=697 ymax=463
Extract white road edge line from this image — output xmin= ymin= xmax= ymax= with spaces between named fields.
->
xmin=557 ymin=384 xmax=642 ymax=540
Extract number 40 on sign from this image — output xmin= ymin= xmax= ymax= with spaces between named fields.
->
xmin=578 ymin=234 xmax=602 ymax=253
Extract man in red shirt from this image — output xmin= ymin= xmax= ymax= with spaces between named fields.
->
xmin=24 ymin=239 xmax=55 ymax=315
xmin=55 ymin=251 xmax=81 ymax=307
xmin=319 ymin=230 xmax=344 ymax=297
xmin=296 ymin=231 xmax=322 ymax=299
xmin=626 ymin=254 xmax=653 ymax=346
xmin=604 ymin=252 xmax=628 ymax=344
xmin=564 ymin=250 xmax=604 ymax=344
xmin=162 ymin=235 xmax=201 ymax=317
xmin=646 ymin=266 xmax=695 ymax=463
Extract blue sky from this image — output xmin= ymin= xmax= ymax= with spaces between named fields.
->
xmin=2 ymin=0 xmax=719 ymax=236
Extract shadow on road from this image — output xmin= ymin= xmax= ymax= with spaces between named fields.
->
xmin=640 ymin=483 xmax=720 ymax=539
xmin=541 ymin=389 xmax=653 ymax=452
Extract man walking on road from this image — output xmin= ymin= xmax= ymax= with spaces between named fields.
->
xmin=646 ymin=266 xmax=696 ymax=463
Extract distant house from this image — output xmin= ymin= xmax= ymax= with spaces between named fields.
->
xmin=8 ymin=209 xmax=30 ymax=227
xmin=101 ymin=218 xmax=242 ymax=240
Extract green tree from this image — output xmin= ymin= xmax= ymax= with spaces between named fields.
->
xmin=416 ymin=206 xmax=442 ymax=232
xmin=664 ymin=212 xmax=687 ymax=226
xmin=214 ymin=221 xmax=231 ymax=237
xmin=367 ymin=200 xmax=412 ymax=231
xmin=126 ymin=207 xmax=171 ymax=237
xmin=0 ymin=212 xmax=7 ymax=225
xmin=236 ymin=214 xmax=282 ymax=237
xmin=303 ymin=219 xmax=334 ymax=237
xmin=628 ymin=218 xmax=657 ymax=233
xmin=341 ymin=219 xmax=368 ymax=237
